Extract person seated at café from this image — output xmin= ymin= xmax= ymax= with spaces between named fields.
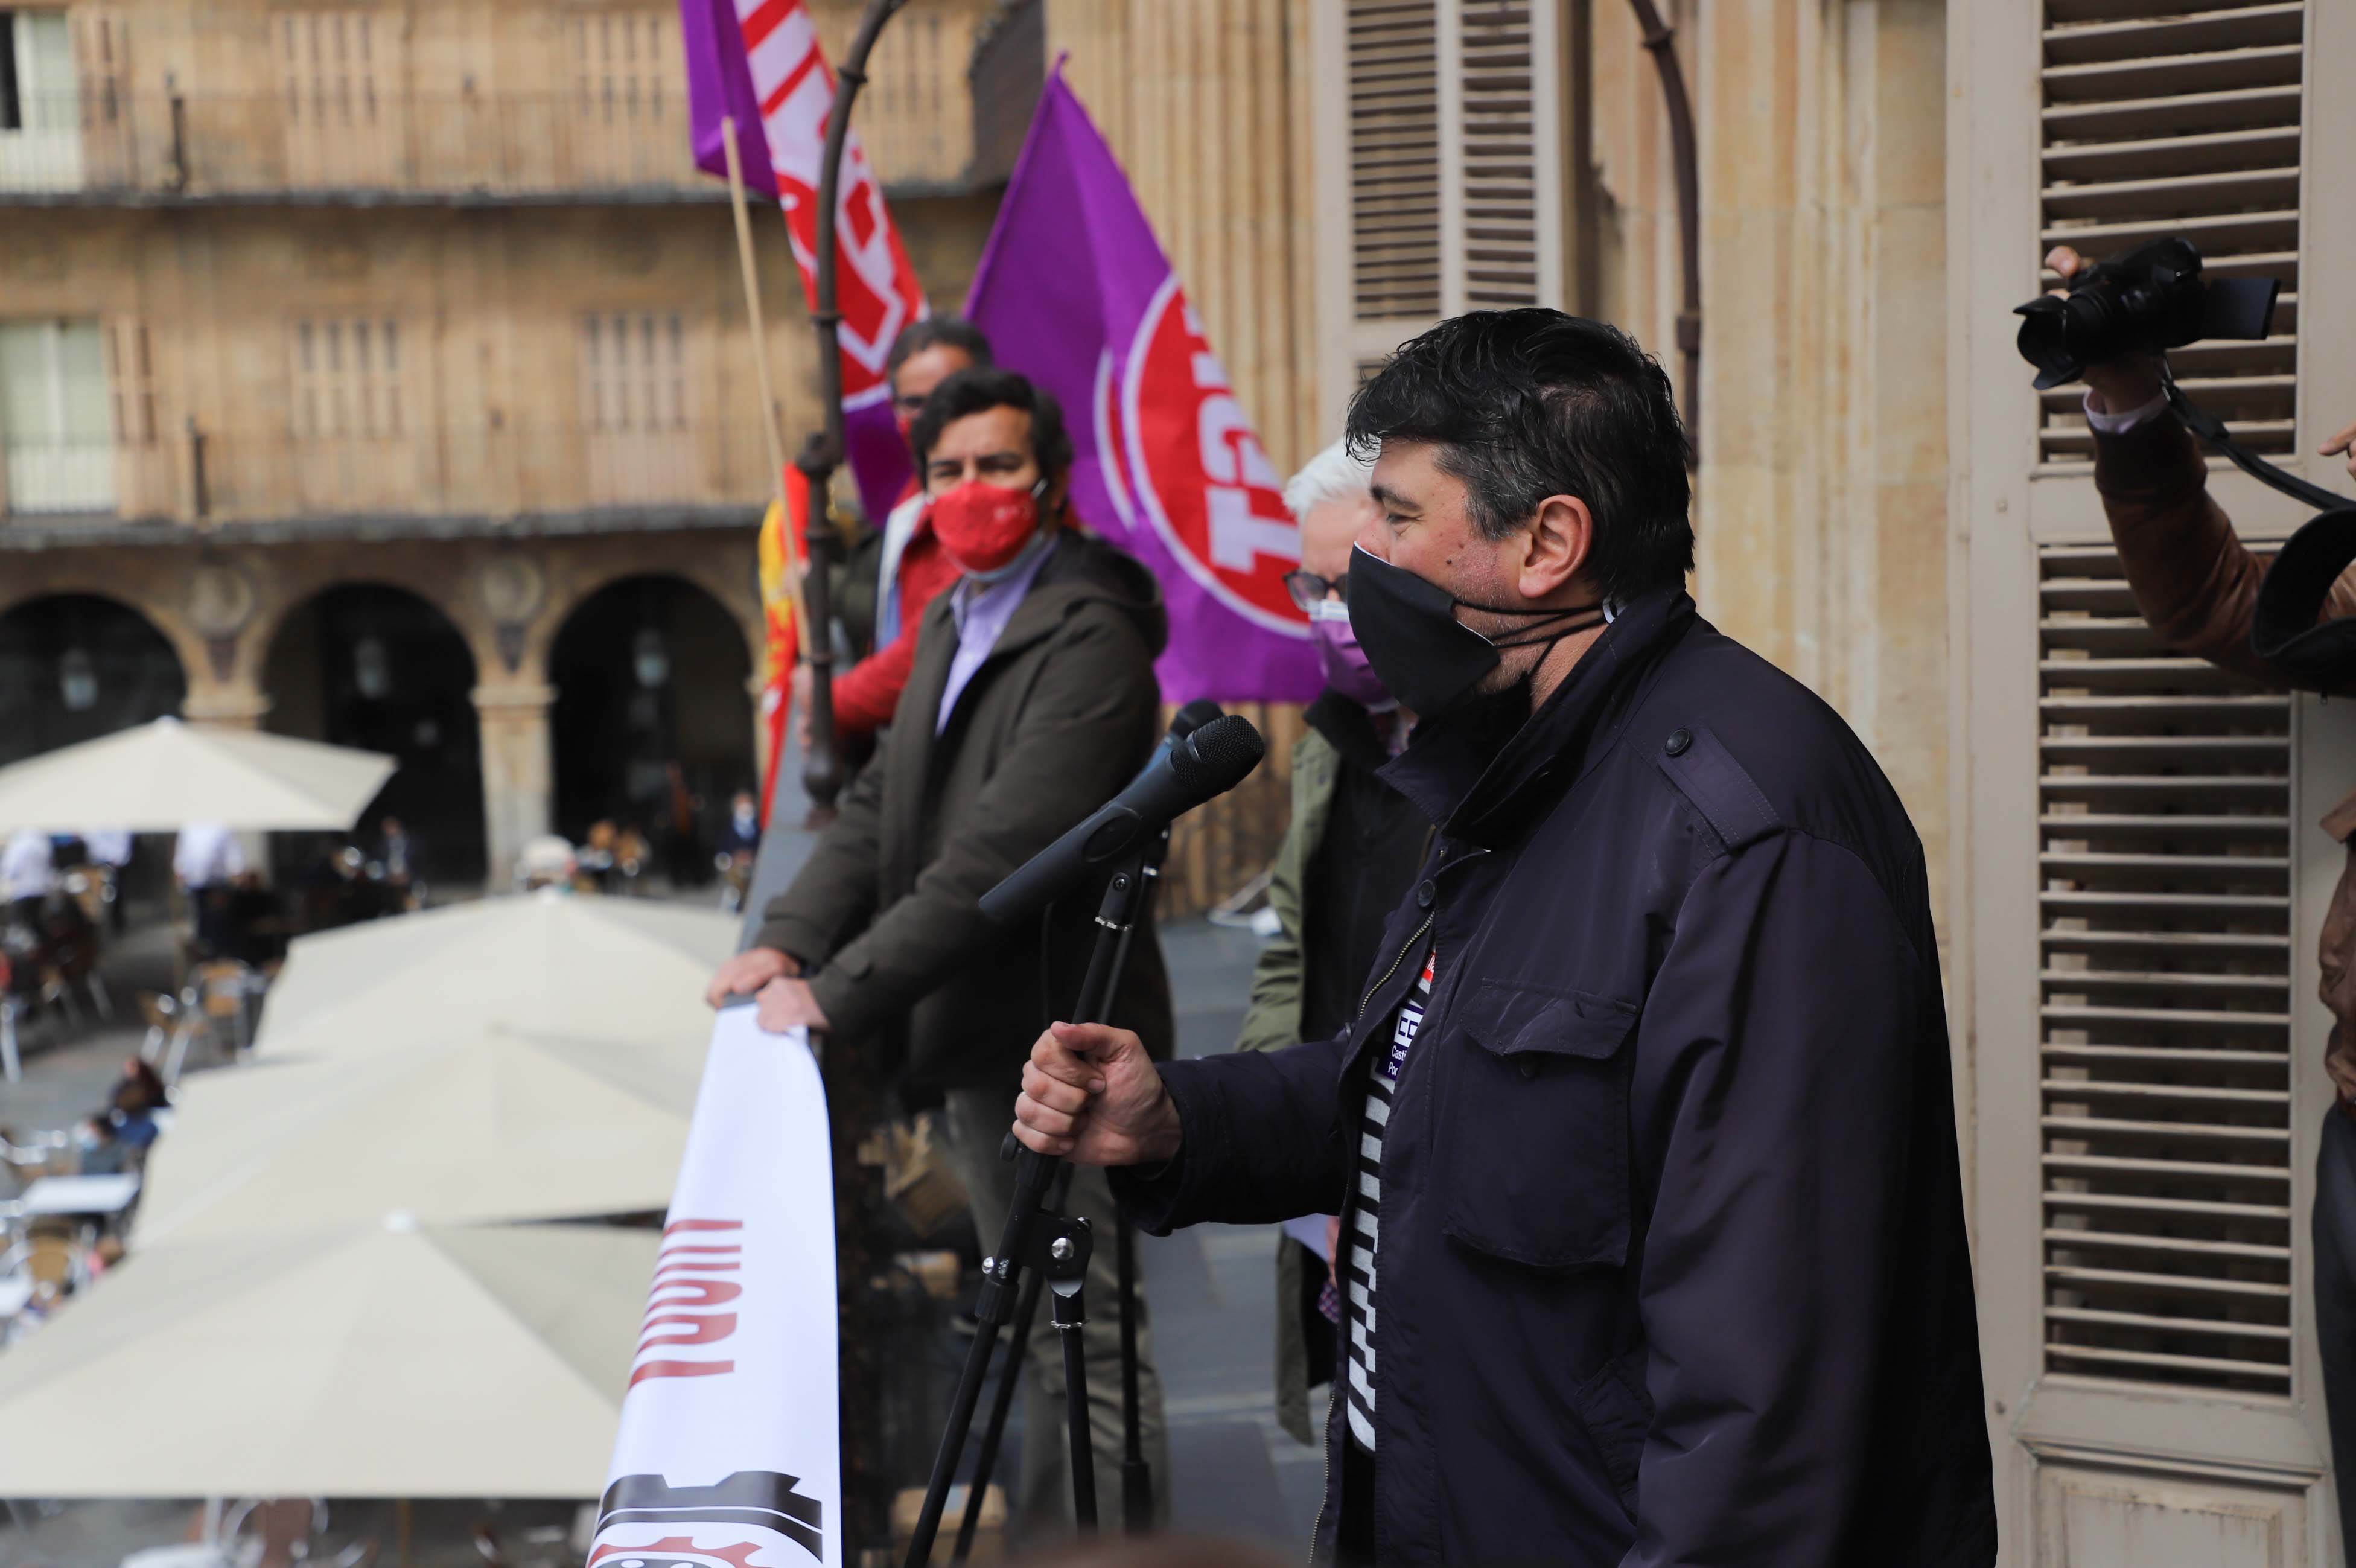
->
xmin=78 ymin=1059 xmax=169 ymax=1177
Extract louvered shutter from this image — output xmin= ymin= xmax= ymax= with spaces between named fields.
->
xmin=1343 ymin=2 xmax=1444 ymax=337
xmin=2038 ymin=545 xmax=2296 ymax=1394
xmin=2036 ymin=1 xmax=2304 ymax=464
xmin=1318 ymin=0 xmax=1566 ymax=422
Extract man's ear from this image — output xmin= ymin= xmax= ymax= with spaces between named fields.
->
xmin=1519 ymin=494 xmax=1594 ymax=601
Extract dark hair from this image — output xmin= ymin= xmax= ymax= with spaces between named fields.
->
xmin=887 ymin=315 xmax=993 ymax=383
xmin=909 ymin=366 xmax=1075 ymax=481
xmin=1345 ymin=309 xmax=1693 ymax=605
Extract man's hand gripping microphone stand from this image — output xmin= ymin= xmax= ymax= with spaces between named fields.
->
xmin=903 ymin=707 xmax=1261 ymax=1567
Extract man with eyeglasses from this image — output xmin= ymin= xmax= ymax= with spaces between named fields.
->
xmin=796 ymin=317 xmax=994 ymax=747
xmin=1235 ymin=439 xmax=1434 ymax=1449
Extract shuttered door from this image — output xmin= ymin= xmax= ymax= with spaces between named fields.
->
xmin=2036 ymin=1 xmax=2304 ymax=464
xmin=280 ymin=10 xmax=407 ymax=188
xmin=2037 ymin=543 xmax=2297 ymax=1395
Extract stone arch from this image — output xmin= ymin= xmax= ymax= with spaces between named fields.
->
xmin=260 ymin=582 xmax=487 ymax=882
xmin=0 ymin=591 xmax=189 ymax=768
xmin=547 ymin=573 xmax=756 ymax=876
xmin=543 ymin=557 xmax=762 ymax=689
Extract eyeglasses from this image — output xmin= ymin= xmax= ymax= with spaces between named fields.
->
xmin=1282 ymin=570 xmax=1348 ymax=612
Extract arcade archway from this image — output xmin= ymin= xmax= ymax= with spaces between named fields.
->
xmin=549 ymin=574 xmax=753 ymax=881
xmin=262 ymin=584 xmax=486 ymax=882
xmin=0 ymin=593 xmax=187 ymax=767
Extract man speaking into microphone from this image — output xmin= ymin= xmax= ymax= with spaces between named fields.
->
xmin=707 ymin=367 xmax=1172 ymax=1535
xmin=1013 ymin=312 xmax=1995 ymax=1566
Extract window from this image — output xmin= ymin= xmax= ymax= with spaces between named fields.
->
xmin=567 ymin=10 xmax=680 ymax=185
xmin=0 ymin=8 xmax=83 ymax=190
xmin=288 ymin=316 xmax=411 ymax=513
xmin=1314 ymin=0 xmax=1567 ymax=425
xmin=2036 ymin=544 xmax=2296 ymax=1395
xmin=2036 ymin=1 xmax=2305 ymax=464
xmin=579 ymin=311 xmax=695 ymax=505
xmin=292 ymin=317 xmax=404 ymax=440
xmin=0 ymin=318 xmax=116 ymax=514
xmin=279 ymin=10 xmax=404 ymax=186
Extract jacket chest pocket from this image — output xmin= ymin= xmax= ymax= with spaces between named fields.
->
xmin=1435 ymin=980 xmax=1637 ymax=1270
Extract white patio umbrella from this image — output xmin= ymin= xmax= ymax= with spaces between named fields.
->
xmin=252 ymin=889 xmax=736 ymax=1057
xmin=134 ymin=1020 xmax=704 ymax=1243
xmin=0 ymin=1217 xmax=654 ymax=1497
xmin=0 ymin=716 xmax=395 ymax=832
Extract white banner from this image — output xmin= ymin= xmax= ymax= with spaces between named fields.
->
xmin=587 ymin=1007 xmax=841 ymax=1568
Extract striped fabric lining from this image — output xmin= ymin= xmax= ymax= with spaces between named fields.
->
xmin=1342 ymin=949 xmax=1434 ymax=1452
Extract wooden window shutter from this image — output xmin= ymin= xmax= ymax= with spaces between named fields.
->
xmin=2036 ymin=1 xmax=2305 ymax=465
xmin=1345 ymin=1 xmax=1445 ymax=331
xmin=1329 ymin=2 xmax=1566 ymax=378
xmin=2037 ymin=544 xmax=2296 ymax=1394
xmin=1450 ymin=0 xmax=1563 ymax=312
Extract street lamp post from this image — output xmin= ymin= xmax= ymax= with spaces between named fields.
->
xmin=796 ymin=4 xmax=908 ymax=1558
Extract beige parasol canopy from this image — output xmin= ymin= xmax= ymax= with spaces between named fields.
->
xmin=0 ymin=1217 xmax=654 ymax=1498
xmin=134 ymin=1021 xmax=703 ymax=1243
xmin=253 ymin=888 xmax=736 ymax=1057
xmin=0 ymin=716 xmax=395 ymax=832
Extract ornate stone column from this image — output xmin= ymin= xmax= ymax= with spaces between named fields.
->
xmin=472 ymin=683 xmax=556 ymax=892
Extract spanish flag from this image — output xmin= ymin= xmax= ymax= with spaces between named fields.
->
xmin=754 ymin=465 xmax=811 ymax=827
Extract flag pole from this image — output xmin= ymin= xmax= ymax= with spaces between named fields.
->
xmin=795 ymin=0 xmax=909 ymax=830
xmin=720 ymin=113 xmax=814 ymax=664
xmin=799 ymin=5 xmax=907 ymax=1558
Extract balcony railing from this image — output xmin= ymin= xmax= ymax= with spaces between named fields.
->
xmin=1 ymin=419 xmax=778 ymax=528
xmin=0 ymin=74 xmax=1006 ymax=200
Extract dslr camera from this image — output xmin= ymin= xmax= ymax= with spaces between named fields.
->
xmin=2013 ymin=235 xmax=2278 ymax=389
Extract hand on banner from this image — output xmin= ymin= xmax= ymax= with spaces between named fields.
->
xmin=756 ymin=975 xmax=833 ymax=1036
xmin=704 ymin=946 xmax=798 ymax=1009
xmin=1012 ymin=1021 xmax=1182 ymax=1166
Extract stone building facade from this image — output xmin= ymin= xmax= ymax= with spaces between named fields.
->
xmin=0 ymin=0 xmax=1004 ymax=882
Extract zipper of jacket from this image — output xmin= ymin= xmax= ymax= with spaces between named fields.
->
xmin=1356 ymin=911 xmax=1434 ymax=1025
xmin=1312 ymin=907 xmax=1437 ymax=1561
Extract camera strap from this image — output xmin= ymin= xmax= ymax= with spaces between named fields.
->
xmin=2161 ymin=365 xmax=2348 ymax=514
xmin=2156 ymin=366 xmax=2356 ymax=683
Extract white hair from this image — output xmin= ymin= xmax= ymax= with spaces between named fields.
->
xmin=1282 ymin=437 xmax=1375 ymax=519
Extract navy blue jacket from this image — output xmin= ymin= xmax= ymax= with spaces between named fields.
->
xmin=1116 ymin=591 xmax=1995 ymax=1566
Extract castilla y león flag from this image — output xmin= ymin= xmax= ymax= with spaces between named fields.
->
xmin=966 ymin=65 xmax=1319 ymax=704
xmin=680 ymin=0 xmax=928 ymax=525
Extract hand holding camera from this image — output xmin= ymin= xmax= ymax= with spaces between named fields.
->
xmin=2040 ymin=246 xmax=2166 ymax=417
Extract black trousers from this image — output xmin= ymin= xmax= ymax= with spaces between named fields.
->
xmin=2314 ymin=1105 xmax=2356 ymax=1564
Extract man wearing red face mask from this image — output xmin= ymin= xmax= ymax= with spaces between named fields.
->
xmin=798 ymin=317 xmax=992 ymax=745
xmin=707 ymin=366 xmax=1173 ymax=1535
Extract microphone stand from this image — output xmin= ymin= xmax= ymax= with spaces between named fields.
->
xmin=946 ymin=829 xmax=1168 ymax=1560
xmin=905 ymin=847 xmax=1161 ymax=1567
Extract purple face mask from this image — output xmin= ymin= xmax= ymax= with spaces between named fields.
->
xmin=1308 ymin=599 xmax=1397 ymax=711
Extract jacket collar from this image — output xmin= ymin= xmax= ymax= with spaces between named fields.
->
xmin=1379 ymin=588 xmax=1694 ymax=847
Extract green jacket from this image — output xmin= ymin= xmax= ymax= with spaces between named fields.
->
xmin=1234 ymin=722 xmax=1344 ymax=1444
xmin=756 ymin=529 xmax=1175 ymax=1088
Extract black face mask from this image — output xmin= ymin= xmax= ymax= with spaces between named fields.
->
xmin=1345 ymin=544 xmax=1608 ymax=716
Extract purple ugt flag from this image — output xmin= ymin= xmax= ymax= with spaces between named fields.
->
xmin=679 ymin=0 xmax=925 ymax=526
xmin=966 ymin=65 xmax=1318 ymax=706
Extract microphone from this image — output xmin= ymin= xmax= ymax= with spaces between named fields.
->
xmin=1166 ymin=698 xmax=1224 ymax=744
xmin=980 ymin=712 xmax=1266 ymax=924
